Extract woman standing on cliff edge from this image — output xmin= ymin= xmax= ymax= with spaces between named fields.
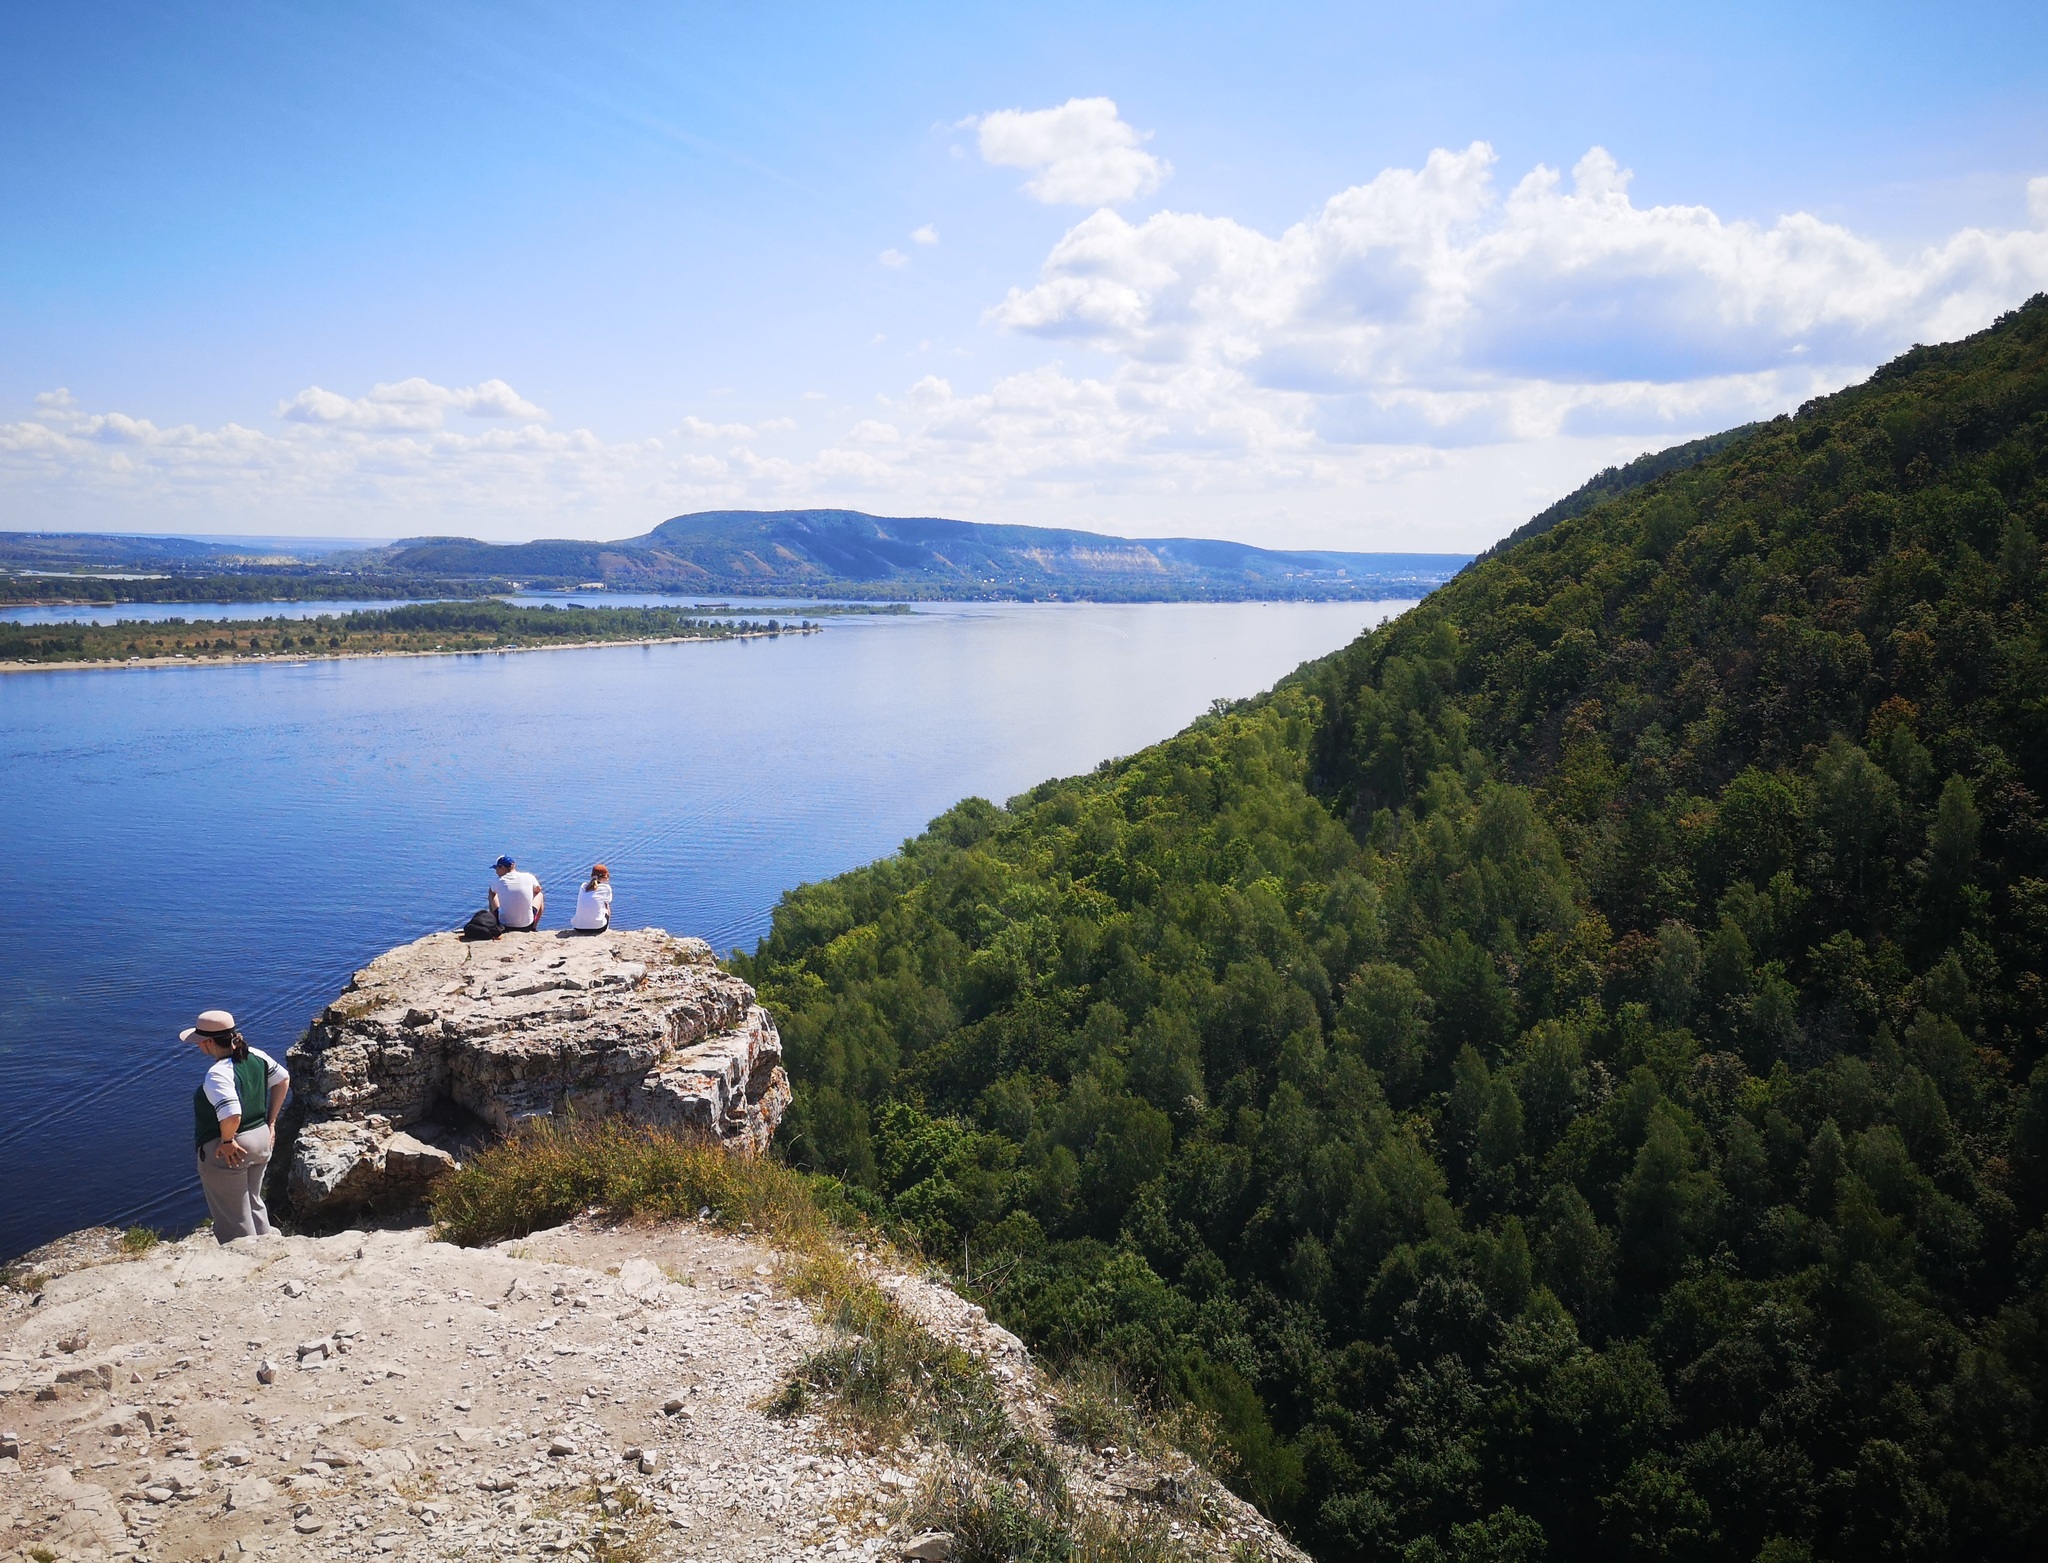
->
xmin=182 ymin=1010 xmax=289 ymax=1243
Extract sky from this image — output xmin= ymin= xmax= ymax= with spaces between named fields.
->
xmin=3 ymin=1 xmax=2046 ymax=553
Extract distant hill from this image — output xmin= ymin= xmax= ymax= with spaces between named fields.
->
xmin=0 ymin=531 xmax=264 ymax=569
xmin=370 ymin=510 xmax=1472 ymax=601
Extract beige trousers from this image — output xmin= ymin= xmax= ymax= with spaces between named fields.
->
xmin=196 ymin=1124 xmax=274 ymax=1243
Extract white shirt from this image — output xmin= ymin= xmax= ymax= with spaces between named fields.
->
xmin=203 ymin=1048 xmax=289 ymax=1127
xmin=492 ymin=869 xmax=540 ymax=928
xmin=572 ymin=881 xmax=613 ymax=930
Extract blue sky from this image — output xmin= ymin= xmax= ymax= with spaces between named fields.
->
xmin=4 ymin=1 xmax=2046 ymax=550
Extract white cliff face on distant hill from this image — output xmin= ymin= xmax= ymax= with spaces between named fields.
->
xmin=278 ymin=929 xmax=790 ymax=1220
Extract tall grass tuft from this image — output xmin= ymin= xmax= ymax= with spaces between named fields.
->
xmin=119 ymin=1226 xmax=160 ymax=1255
xmin=428 ymin=1118 xmax=832 ymax=1248
xmin=773 ymin=1257 xmax=1061 ymax=1496
xmin=908 ymin=1459 xmax=1193 ymax=1563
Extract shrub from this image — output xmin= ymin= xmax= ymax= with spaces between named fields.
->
xmin=429 ymin=1119 xmax=831 ymax=1247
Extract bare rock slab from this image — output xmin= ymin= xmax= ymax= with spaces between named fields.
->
xmin=283 ymin=928 xmax=788 ymax=1218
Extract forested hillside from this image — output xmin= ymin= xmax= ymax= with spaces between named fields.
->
xmin=1468 ymin=423 xmax=1763 ymax=568
xmin=376 ymin=510 xmax=1468 ymax=601
xmin=736 ymin=295 xmax=2048 ymax=1561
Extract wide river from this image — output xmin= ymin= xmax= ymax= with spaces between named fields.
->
xmin=0 ymin=598 xmax=1410 ymax=1259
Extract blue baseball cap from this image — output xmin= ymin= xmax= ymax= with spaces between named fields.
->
xmin=495 ymin=855 xmax=515 ymax=870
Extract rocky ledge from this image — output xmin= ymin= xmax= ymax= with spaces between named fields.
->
xmin=277 ymin=929 xmax=789 ymax=1220
xmin=0 ymin=1219 xmax=1306 ymax=1563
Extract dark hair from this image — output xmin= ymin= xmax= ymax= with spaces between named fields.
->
xmin=210 ymin=1029 xmax=249 ymax=1063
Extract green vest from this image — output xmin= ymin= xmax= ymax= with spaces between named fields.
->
xmin=193 ymin=1053 xmax=271 ymax=1149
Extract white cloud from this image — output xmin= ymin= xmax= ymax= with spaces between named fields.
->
xmin=2 ymin=385 xmax=661 ymax=535
xmin=912 ymin=224 xmax=940 ymax=245
xmin=991 ymin=144 xmax=2048 ymax=403
xmin=879 ymin=248 xmax=909 ymax=268
xmin=973 ymin=98 xmax=1168 ymax=206
xmin=278 ymin=376 xmax=547 ymax=429
xmin=7 ymin=151 xmax=2046 ymax=550
xmin=679 ymin=415 xmax=756 ymax=439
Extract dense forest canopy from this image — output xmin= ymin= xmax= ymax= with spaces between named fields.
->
xmin=736 ymin=295 xmax=2048 ymax=1561
xmin=1467 ymin=423 xmax=1764 ymax=569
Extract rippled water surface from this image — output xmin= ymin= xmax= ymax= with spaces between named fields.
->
xmin=0 ymin=599 xmax=1410 ymax=1258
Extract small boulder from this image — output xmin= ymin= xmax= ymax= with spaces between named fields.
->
xmin=226 ymin=1477 xmax=277 ymax=1512
xmin=383 ymin=1132 xmax=457 ymax=1189
xmin=903 ymin=1533 xmax=957 ymax=1561
xmin=97 ymin=1404 xmax=155 ymax=1437
xmin=616 ymin=1258 xmax=667 ymax=1300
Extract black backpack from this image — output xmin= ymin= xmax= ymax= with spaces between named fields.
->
xmin=461 ymin=908 xmax=503 ymax=941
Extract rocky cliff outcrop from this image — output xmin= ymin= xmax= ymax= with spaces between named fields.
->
xmin=277 ymin=929 xmax=788 ymax=1220
xmin=0 ymin=1218 xmax=1306 ymax=1563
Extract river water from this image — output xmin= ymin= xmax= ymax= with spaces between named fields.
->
xmin=0 ymin=590 xmax=846 ymax=627
xmin=0 ymin=598 xmax=1409 ymax=1259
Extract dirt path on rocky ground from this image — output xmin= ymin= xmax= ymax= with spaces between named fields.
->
xmin=2 ymin=1222 xmax=1304 ymax=1563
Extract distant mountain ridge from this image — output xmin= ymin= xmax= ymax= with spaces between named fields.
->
xmin=370 ymin=509 xmax=1471 ymax=601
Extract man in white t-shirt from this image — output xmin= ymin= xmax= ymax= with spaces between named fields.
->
xmin=489 ymin=855 xmax=544 ymax=931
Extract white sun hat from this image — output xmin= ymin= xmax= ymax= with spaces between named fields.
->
xmin=179 ymin=1009 xmax=237 ymax=1043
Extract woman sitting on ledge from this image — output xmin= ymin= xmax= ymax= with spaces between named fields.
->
xmin=572 ymin=863 xmax=613 ymax=933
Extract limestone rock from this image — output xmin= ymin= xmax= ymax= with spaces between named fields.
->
xmin=281 ymin=928 xmax=788 ymax=1219
xmin=226 ymin=1475 xmax=277 ymax=1511
xmin=286 ymin=1119 xmax=455 ymax=1217
xmin=96 ymin=1403 xmax=155 ymax=1437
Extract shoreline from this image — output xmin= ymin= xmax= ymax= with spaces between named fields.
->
xmin=0 ymin=623 xmax=817 ymax=675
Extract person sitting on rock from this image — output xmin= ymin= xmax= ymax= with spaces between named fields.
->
xmin=182 ymin=1009 xmax=289 ymax=1243
xmin=489 ymin=854 xmax=544 ymax=931
xmin=571 ymin=863 xmax=613 ymax=934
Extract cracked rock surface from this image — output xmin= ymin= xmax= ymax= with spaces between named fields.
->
xmin=1 ymin=1220 xmax=1304 ymax=1563
xmin=278 ymin=929 xmax=790 ymax=1219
